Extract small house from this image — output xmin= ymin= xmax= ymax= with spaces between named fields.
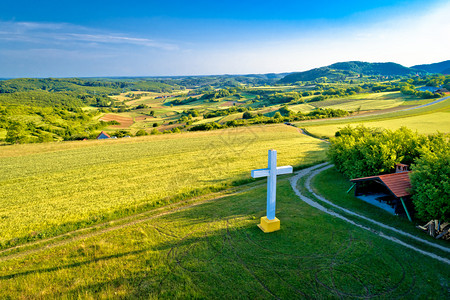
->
xmin=349 ymin=164 xmax=413 ymax=220
xmin=435 ymin=88 xmax=449 ymax=94
xmin=96 ymin=131 xmax=111 ymax=139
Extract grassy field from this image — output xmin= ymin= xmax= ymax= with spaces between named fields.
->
xmin=304 ymin=111 xmax=450 ymax=138
xmin=0 ymin=179 xmax=448 ymax=298
xmin=295 ymin=95 xmax=450 ymax=127
xmin=294 ymin=96 xmax=450 ymax=138
xmin=310 ymin=91 xmax=419 ymax=111
xmin=99 ymin=90 xmax=437 ymax=136
xmin=0 ymin=125 xmax=327 ymax=248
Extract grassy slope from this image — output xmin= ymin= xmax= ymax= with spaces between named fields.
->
xmin=0 ymin=125 xmax=327 ymax=247
xmin=298 ymin=96 xmax=450 ymax=137
xmin=100 ymin=91 xmax=432 ymax=134
xmin=0 ymin=180 xmax=448 ymax=298
xmin=310 ymin=91 xmax=417 ymax=111
xmin=305 ymin=111 xmax=450 ymax=137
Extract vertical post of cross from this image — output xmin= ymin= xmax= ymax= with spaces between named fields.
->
xmin=267 ymin=149 xmax=277 ymax=220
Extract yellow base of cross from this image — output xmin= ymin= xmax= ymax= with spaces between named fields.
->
xmin=258 ymin=216 xmax=280 ymax=233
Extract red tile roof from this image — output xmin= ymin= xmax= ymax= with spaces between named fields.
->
xmin=96 ymin=131 xmax=111 ymax=139
xmin=351 ymin=171 xmax=412 ymax=198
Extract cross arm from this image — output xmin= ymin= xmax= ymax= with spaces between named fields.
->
xmin=251 ymin=168 xmax=270 ymax=178
xmin=276 ymin=166 xmax=293 ymax=175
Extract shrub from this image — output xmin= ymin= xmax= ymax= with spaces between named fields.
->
xmin=328 ymin=126 xmax=428 ymax=178
xmin=242 ymin=111 xmax=253 ymax=119
xmin=410 ymin=136 xmax=449 ymax=222
xmin=135 ymin=129 xmax=148 ymax=136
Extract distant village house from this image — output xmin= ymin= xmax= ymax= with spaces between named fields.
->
xmin=96 ymin=131 xmax=111 ymax=139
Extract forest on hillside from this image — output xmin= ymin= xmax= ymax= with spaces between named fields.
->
xmin=1 ymin=72 xmax=449 ymax=145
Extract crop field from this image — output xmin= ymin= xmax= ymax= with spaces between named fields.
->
xmin=0 ymin=125 xmax=327 ymax=248
xmin=303 ymin=110 xmax=450 ymax=138
xmin=0 ymin=179 xmax=448 ymax=298
xmin=288 ymin=103 xmax=316 ymax=113
xmin=310 ymin=92 xmax=424 ymax=111
xmin=97 ymin=90 xmax=437 ymax=135
xmin=99 ymin=114 xmax=135 ymax=128
xmin=293 ymin=95 xmax=450 ymax=128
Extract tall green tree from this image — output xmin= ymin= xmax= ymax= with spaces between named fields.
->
xmin=410 ymin=136 xmax=449 ymax=222
xmin=5 ymin=122 xmax=27 ymax=144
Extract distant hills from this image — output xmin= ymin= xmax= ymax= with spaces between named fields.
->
xmin=411 ymin=60 xmax=450 ymax=75
xmin=279 ymin=60 xmax=448 ymax=84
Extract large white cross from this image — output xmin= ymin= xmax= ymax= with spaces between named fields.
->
xmin=251 ymin=149 xmax=293 ymax=220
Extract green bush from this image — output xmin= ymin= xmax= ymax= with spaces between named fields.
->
xmin=135 ymin=129 xmax=148 ymax=136
xmin=328 ymin=126 xmax=428 ymax=178
xmin=329 ymin=126 xmax=449 ymax=221
xmin=410 ymin=136 xmax=449 ymax=222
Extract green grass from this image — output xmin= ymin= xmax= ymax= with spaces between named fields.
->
xmin=295 ymin=95 xmax=450 ymax=128
xmin=287 ymin=103 xmax=316 ymax=113
xmin=0 ymin=125 xmax=327 ymax=248
xmin=304 ymin=110 xmax=450 ymax=137
xmin=310 ymin=167 xmax=450 ymax=250
xmin=310 ymin=91 xmax=413 ymax=111
xmin=0 ymin=179 xmax=448 ymax=298
xmin=294 ymin=96 xmax=450 ymax=138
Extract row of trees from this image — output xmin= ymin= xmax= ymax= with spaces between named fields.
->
xmin=189 ymin=107 xmax=349 ymax=131
xmin=400 ymin=83 xmax=442 ymax=99
xmin=0 ymin=104 xmax=116 ymax=144
xmin=328 ymin=126 xmax=449 ymax=222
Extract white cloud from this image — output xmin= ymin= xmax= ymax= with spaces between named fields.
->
xmin=0 ymin=21 xmax=178 ymax=51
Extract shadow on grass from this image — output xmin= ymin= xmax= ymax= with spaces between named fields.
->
xmin=1 ymin=179 xmax=448 ymax=298
xmin=0 ymin=249 xmax=149 ymax=281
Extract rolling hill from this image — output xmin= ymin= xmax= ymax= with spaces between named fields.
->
xmin=279 ymin=61 xmax=422 ymax=83
xmin=412 ymin=60 xmax=450 ymax=74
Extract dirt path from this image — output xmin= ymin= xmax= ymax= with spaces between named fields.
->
xmin=289 ymin=163 xmax=450 ymax=264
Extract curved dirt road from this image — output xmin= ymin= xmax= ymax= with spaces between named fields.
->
xmin=289 ymin=163 xmax=450 ymax=264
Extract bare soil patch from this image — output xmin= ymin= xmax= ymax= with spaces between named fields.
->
xmin=219 ymin=101 xmax=239 ymax=107
xmin=100 ymin=114 xmax=134 ymax=128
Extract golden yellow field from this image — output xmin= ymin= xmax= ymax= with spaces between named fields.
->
xmin=303 ymin=111 xmax=450 ymax=138
xmin=0 ymin=124 xmax=327 ymax=246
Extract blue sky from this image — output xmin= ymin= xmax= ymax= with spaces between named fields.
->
xmin=0 ymin=0 xmax=449 ymax=77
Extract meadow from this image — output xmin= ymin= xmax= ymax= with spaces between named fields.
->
xmin=0 ymin=124 xmax=327 ymax=248
xmin=0 ymin=178 xmax=448 ymax=298
xmin=1 ymin=76 xmax=449 ymax=297
xmin=310 ymin=91 xmax=418 ymax=111
xmin=95 ymin=90 xmax=438 ymax=138
xmin=303 ymin=111 xmax=450 ymax=138
xmin=296 ymin=96 xmax=450 ymax=138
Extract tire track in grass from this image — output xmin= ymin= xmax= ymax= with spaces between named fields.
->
xmin=289 ymin=164 xmax=450 ymax=265
xmin=0 ymin=183 xmax=264 ymax=262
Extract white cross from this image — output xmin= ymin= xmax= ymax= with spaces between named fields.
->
xmin=251 ymin=149 xmax=293 ymax=220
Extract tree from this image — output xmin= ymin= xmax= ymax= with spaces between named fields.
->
xmin=112 ymin=130 xmax=131 ymax=138
xmin=242 ymin=111 xmax=253 ymax=119
xmin=328 ymin=126 xmax=428 ymax=178
xmin=410 ymin=136 xmax=449 ymax=222
xmin=135 ymin=129 xmax=148 ymax=136
xmin=5 ymin=122 xmax=27 ymax=144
